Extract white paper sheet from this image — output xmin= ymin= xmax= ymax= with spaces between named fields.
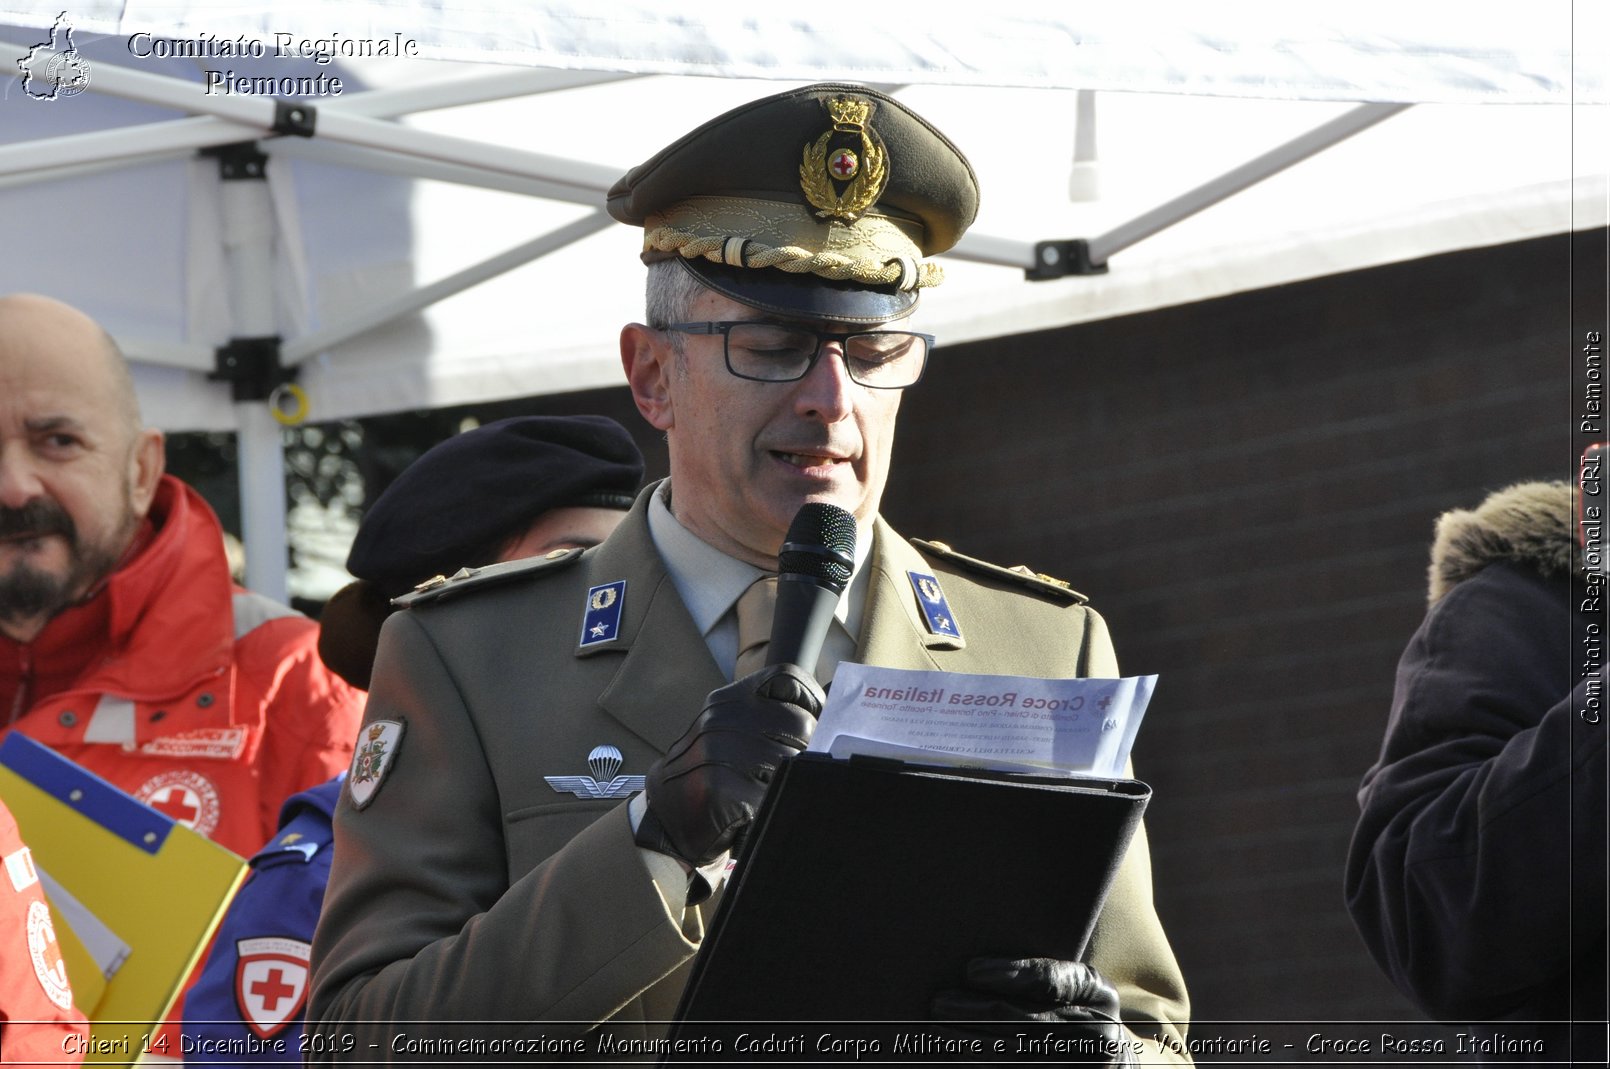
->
xmin=37 ymin=864 xmax=131 ymax=981
xmin=812 ymin=663 xmax=1157 ymax=777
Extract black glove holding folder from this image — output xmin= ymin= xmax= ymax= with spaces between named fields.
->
xmin=635 ymin=663 xmax=823 ymax=868
xmin=933 ymin=957 xmax=1138 ymax=1065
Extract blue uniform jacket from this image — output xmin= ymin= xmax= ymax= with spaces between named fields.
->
xmin=183 ymin=775 xmax=342 ymax=1065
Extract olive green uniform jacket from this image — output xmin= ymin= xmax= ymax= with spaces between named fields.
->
xmin=308 ymin=489 xmax=1191 ymax=1061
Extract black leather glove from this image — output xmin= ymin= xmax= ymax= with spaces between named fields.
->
xmin=932 ymin=958 xmax=1137 ymax=1066
xmin=634 ymin=663 xmax=822 ymax=869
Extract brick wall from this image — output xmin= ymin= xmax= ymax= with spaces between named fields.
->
xmin=874 ymin=229 xmax=1601 ymax=1022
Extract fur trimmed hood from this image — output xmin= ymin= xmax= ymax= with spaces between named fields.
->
xmin=1428 ymin=481 xmax=1581 ymax=604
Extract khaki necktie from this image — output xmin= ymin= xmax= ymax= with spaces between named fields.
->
xmin=733 ymin=576 xmax=778 ymax=678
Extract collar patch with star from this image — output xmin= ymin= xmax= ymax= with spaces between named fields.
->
xmin=579 ymin=580 xmax=627 ymax=647
xmin=907 ymin=570 xmax=962 ymax=639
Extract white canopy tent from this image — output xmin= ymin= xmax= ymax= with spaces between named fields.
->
xmin=1 ymin=2 xmax=1605 ymax=600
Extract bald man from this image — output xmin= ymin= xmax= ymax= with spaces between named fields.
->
xmin=0 ymin=293 xmax=364 ymax=857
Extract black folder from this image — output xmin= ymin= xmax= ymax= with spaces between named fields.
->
xmin=671 ymin=751 xmax=1150 ymax=1027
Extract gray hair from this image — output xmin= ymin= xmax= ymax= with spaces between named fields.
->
xmin=644 ymin=260 xmax=706 ymax=331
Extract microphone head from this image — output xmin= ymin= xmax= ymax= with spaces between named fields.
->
xmin=778 ymin=503 xmax=857 ymax=595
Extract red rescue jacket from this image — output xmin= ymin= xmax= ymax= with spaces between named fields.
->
xmin=1 ymin=477 xmax=364 ymax=857
xmin=0 ymin=799 xmax=87 ymax=1065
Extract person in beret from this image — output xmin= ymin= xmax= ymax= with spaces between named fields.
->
xmin=184 ymin=414 xmax=644 ymax=1062
xmin=318 ymin=414 xmax=645 ymax=689
xmin=309 ymin=84 xmax=1191 ymax=1063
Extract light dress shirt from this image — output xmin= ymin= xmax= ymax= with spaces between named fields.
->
xmin=629 ymin=479 xmax=872 ymax=904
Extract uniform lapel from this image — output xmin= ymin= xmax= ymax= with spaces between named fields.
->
xmin=583 ymin=490 xmax=725 ymax=753
xmin=855 ymin=518 xmax=964 ymax=671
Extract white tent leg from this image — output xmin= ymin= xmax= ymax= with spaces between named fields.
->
xmin=236 ymin=406 xmax=289 ymax=603
xmin=218 ymin=159 xmax=290 ymax=604
xmin=1069 ymin=89 xmax=1100 ymax=202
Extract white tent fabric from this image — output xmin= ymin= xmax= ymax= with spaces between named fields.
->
xmin=1 ymin=3 xmax=1605 ymax=598
xmin=2 ymin=1 xmax=1601 ymax=102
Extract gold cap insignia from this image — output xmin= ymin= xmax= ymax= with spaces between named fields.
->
xmin=800 ymin=95 xmax=889 ymax=223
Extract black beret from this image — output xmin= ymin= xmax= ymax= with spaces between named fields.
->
xmin=319 ymin=415 xmax=644 ymax=689
xmin=608 ymin=83 xmax=978 ymax=322
xmin=345 ymin=414 xmax=644 ymax=597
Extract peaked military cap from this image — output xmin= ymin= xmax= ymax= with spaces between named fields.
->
xmin=608 ymin=83 xmax=979 ymax=322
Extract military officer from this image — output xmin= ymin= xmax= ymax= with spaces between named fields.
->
xmin=308 ymin=83 xmax=1191 ymax=1064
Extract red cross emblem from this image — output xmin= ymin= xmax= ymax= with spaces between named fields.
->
xmin=135 ymin=770 xmax=221 ymax=836
xmin=253 ymin=968 xmax=296 ymax=1009
xmin=829 ymin=149 xmax=859 ymax=179
xmin=235 ymin=938 xmax=312 ymax=1038
xmin=149 ymin=786 xmax=200 ymax=823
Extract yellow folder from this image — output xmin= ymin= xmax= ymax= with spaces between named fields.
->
xmin=0 ymin=733 xmax=247 ymax=1065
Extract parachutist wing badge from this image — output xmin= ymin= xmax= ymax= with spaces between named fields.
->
xmin=544 ymin=776 xmax=606 ymax=799
xmin=542 ymin=774 xmax=645 ymax=800
xmin=546 ymin=745 xmax=645 ymax=799
xmin=602 ymin=774 xmax=647 ymax=797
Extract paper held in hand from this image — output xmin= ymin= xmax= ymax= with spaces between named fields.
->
xmin=811 ymin=663 xmax=1157 ymax=777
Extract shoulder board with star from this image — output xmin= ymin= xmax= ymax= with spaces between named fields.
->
xmin=391 ymin=547 xmax=585 ymax=609
xmin=911 ymin=539 xmax=1088 ymax=604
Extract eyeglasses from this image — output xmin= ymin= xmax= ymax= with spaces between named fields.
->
xmin=663 ymin=321 xmax=933 ymax=389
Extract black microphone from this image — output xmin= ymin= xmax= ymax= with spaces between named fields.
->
xmin=766 ymin=503 xmax=857 ymax=674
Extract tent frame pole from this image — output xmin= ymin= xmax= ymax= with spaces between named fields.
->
xmin=282 ymin=212 xmax=615 ymax=363
xmin=0 ymin=44 xmax=620 ymax=193
xmin=211 ymin=144 xmax=292 ymax=604
xmin=1084 ymin=101 xmax=1412 ymax=266
xmin=949 ymin=101 xmax=1413 ymax=276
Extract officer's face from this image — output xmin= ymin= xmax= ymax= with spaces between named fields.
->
xmin=623 ymin=288 xmax=905 ymax=568
xmin=0 ymin=295 xmax=164 ymax=641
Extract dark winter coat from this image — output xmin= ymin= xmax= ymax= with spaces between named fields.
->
xmin=1346 ymin=482 xmax=1607 ymax=1063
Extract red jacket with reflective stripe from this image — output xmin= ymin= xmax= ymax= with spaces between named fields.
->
xmin=0 ymin=477 xmax=364 ymax=857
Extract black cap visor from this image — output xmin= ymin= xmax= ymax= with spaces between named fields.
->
xmin=678 ymin=258 xmax=917 ymax=325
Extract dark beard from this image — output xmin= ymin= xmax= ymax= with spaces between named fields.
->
xmin=0 ymin=499 xmax=128 ymax=629
xmin=0 ymin=559 xmax=74 ymax=623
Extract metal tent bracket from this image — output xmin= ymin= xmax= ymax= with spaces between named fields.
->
xmin=1027 ymin=239 xmax=1109 ymax=279
xmin=272 ymin=100 xmax=317 ymax=138
xmin=211 ymin=336 xmax=295 ymax=403
xmin=202 ymin=141 xmax=269 ymax=180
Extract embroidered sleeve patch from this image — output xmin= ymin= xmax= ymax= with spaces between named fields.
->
xmin=27 ymin=899 xmax=74 ymax=1010
xmin=235 ymin=937 xmax=312 ymax=1038
xmin=348 ymin=720 xmax=405 ymax=810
